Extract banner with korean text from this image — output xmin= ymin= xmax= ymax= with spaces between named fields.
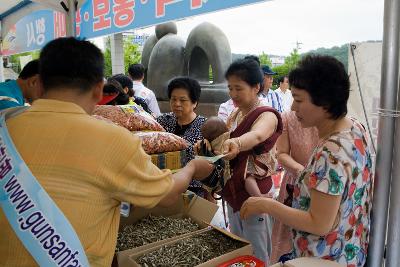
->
xmin=77 ymin=0 xmax=269 ymax=39
xmin=1 ymin=0 xmax=269 ymax=55
xmin=1 ymin=10 xmax=66 ymax=56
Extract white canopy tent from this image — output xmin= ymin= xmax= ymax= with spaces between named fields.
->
xmin=0 ymin=1 xmax=399 ymax=266
xmin=0 ymin=0 xmax=81 ymax=40
xmin=0 ymin=0 xmax=78 ymax=82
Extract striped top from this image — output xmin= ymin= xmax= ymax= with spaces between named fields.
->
xmin=259 ymin=89 xmax=283 ymax=113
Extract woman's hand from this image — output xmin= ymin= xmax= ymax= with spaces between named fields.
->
xmin=294 ymin=165 xmax=305 ymax=177
xmin=187 ymin=158 xmax=215 ymax=180
xmin=222 ymin=138 xmax=240 ymax=160
xmin=240 ymin=197 xmax=271 ymax=220
xmin=194 ymin=140 xmax=202 ymax=155
xmin=194 ymin=139 xmax=212 ymax=155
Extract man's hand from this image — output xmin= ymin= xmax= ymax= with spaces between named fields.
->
xmin=240 ymin=197 xmax=270 ymax=220
xmin=188 ymin=158 xmax=215 ymax=180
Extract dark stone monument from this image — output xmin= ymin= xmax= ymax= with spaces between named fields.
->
xmin=147 ymin=34 xmax=186 ymax=100
xmin=142 ymin=22 xmax=232 ymax=116
xmin=184 ymin=22 xmax=231 ymax=103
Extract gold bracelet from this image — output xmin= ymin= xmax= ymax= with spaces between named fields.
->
xmin=235 ymin=137 xmax=242 ymax=151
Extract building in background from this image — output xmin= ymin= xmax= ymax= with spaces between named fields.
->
xmin=270 ymin=56 xmax=285 ymax=67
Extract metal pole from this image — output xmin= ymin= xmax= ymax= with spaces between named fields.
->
xmin=0 ymin=56 xmax=4 ymax=82
xmin=367 ymin=0 xmax=400 ymax=266
xmin=386 ymin=105 xmax=400 ymax=264
xmin=0 ymin=21 xmax=4 ymax=82
xmin=384 ymin=0 xmax=400 ymax=263
xmin=65 ymin=0 xmax=77 ymax=37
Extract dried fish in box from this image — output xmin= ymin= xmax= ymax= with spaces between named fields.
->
xmin=116 ymin=215 xmax=200 ymax=252
xmin=137 ymin=229 xmax=244 ymax=266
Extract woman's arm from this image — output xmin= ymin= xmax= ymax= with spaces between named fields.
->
xmin=223 ymin=112 xmax=278 ymax=160
xmin=240 ymin=189 xmax=341 ymax=236
xmin=276 ymin=130 xmax=304 ymax=175
xmin=241 ymin=140 xmax=346 ymax=236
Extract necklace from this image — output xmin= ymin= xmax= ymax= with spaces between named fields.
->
xmin=235 ymin=100 xmax=260 ymax=126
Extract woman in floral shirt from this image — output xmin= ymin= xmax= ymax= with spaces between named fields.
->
xmin=240 ymin=55 xmax=373 ymax=266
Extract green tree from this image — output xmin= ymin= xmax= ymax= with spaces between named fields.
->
xmin=272 ymin=48 xmax=301 ymax=88
xmin=259 ymin=52 xmax=272 ymax=67
xmin=9 ymin=50 xmax=40 ymax=73
xmin=272 ymin=64 xmax=289 ymax=78
xmin=305 ymin=44 xmax=348 ymax=71
xmin=123 ymin=36 xmax=141 ymax=74
xmin=103 ymin=36 xmax=142 ymax=77
xmin=285 ymin=48 xmax=301 ymax=72
xmin=104 ymin=37 xmax=112 ymax=77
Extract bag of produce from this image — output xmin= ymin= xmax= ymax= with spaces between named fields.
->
xmin=93 ymin=105 xmax=164 ymax=132
xmin=134 ymin=131 xmax=188 ymax=154
xmin=92 ymin=114 xmax=116 ymax=124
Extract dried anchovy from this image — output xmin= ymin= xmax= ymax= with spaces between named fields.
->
xmin=115 ymin=215 xmax=200 ymax=252
xmin=137 ymin=230 xmax=244 ymax=267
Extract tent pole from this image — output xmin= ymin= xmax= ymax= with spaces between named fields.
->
xmin=0 ymin=21 xmax=4 ymax=82
xmin=66 ymin=0 xmax=76 ymax=37
xmin=0 ymin=56 xmax=4 ymax=82
xmin=367 ymin=0 xmax=400 ymax=266
xmin=383 ymin=0 xmax=400 ymax=264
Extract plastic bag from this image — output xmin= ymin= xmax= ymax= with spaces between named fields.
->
xmin=93 ymin=105 xmax=164 ymax=132
xmin=92 ymin=114 xmax=115 ymax=124
xmin=134 ymin=131 xmax=188 ymax=154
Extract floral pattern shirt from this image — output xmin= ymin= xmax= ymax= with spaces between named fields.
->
xmin=292 ymin=118 xmax=373 ymax=267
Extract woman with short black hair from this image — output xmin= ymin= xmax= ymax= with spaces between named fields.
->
xmin=157 ymin=77 xmax=206 ymax=196
xmin=240 ymin=55 xmax=373 ymax=266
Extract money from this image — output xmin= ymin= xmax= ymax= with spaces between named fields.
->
xmin=195 ymin=154 xmax=226 ymax=163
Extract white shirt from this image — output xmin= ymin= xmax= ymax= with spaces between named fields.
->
xmin=132 ymin=81 xmax=161 ymax=116
xmin=275 ymin=88 xmax=293 ymax=112
xmin=217 ymin=99 xmax=235 ymax=123
xmin=259 ymin=89 xmax=284 ymax=113
xmin=217 ymin=97 xmax=271 ymax=123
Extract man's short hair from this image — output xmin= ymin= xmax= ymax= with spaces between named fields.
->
xmin=19 ymin=59 xmax=39 ymax=79
xmin=128 ymin=64 xmax=145 ymax=80
xmin=39 ymin=37 xmax=104 ymax=92
xmin=244 ymin=55 xmax=261 ymax=66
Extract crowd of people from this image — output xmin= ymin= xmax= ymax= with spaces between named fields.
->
xmin=0 ymin=36 xmax=373 ymax=267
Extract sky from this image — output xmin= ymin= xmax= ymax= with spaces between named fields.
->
xmin=114 ymin=0 xmax=384 ymax=57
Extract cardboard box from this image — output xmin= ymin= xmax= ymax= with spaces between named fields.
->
xmin=116 ymin=192 xmax=218 ymax=266
xmin=150 ymin=150 xmax=186 ymax=170
xmin=125 ymin=226 xmax=253 ymax=267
